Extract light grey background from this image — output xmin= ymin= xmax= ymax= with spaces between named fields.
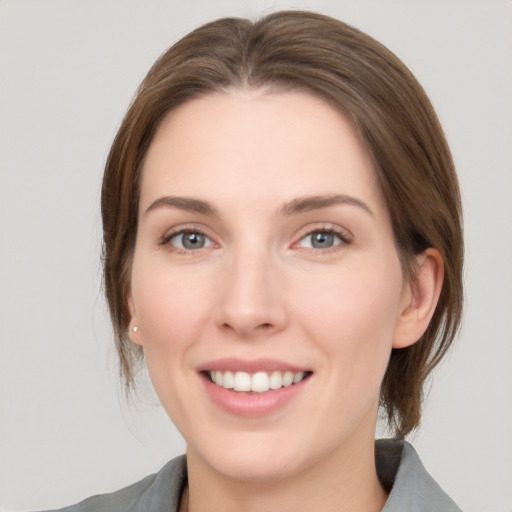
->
xmin=1 ymin=1 xmax=511 ymax=511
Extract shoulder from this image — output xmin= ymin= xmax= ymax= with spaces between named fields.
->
xmin=36 ymin=455 xmax=187 ymax=512
xmin=377 ymin=439 xmax=462 ymax=512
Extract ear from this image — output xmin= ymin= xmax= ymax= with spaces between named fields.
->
xmin=393 ymin=248 xmax=444 ymax=349
xmin=127 ymin=290 xmax=143 ymax=346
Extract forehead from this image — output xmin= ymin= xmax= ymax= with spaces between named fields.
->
xmin=140 ymin=91 xmax=385 ymax=214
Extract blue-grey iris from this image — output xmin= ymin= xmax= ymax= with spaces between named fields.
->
xmin=182 ymin=232 xmax=206 ymax=249
xmin=311 ymin=232 xmax=335 ymax=248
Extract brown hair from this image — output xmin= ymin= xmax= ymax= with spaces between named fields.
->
xmin=101 ymin=10 xmax=463 ymax=438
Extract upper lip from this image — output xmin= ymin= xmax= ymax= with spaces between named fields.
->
xmin=197 ymin=357 xmax=310 ymax=374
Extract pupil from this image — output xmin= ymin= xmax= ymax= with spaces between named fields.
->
xmin=183 ymin=232 xmax=205 ymax=249
xmin=312 ymin=232 xmax=333 ymax=248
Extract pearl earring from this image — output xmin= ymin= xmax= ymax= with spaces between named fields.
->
xmin=132 ymin=326 xmax=139 ymax=333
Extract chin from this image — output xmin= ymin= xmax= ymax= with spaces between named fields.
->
xmin=209 ymin=451 xmax=303 ymax=483
xmin=187 ymin=428 xmax=324 ymax=484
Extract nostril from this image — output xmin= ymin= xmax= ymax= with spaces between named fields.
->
xmin=220 ymin=321 xmax=274 ymax=337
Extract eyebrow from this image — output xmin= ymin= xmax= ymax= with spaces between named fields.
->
xmin=145 ymin=196 xmax=217 ymax=216
xmin=144 ymin=193 xmax=373 ymax=218
xmin=280 ymin=194 xmax=374 ymax=217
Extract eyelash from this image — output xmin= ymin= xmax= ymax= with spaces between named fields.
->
xmin=159 ymin=225 xmax=216 ymax=255
xmin=294 ymin=224 xmax=353 ymax=253
xmin=158 ymin=224 xmax=353 ymax=254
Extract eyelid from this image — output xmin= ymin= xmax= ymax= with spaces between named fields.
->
xmin=158 ymin=223 xmax=219 ymax=252
xmin=291 ymin=223 xmax=353 ymax=250
xmin=157 ymin=222 xmax=352 ymax=254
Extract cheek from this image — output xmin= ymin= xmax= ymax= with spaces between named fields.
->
xmin=130 ymin=256 xmax=214 ymax=357
xmin=129 ymin=258 xmax=215 ymax=422
xmin=295 ymin=260 xmax=404 ymax=376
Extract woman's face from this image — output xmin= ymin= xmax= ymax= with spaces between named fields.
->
xmin=129 ymin=92 xmax=413 ymax=482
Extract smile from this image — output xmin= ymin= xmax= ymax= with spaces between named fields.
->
xmin=198 ymin=358 xmax=313 ymax=417
xmin=208 ymin=370 xmax=310 ymax=393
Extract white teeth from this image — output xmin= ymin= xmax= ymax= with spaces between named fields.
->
xmin=251 ymin=372 xmax=270 ymax=393
xmin=269 ymin=371 xmax=283 ymax=389
xmin=222 ymin=370 xmax=234 ymax=389
xmin=234 ymin=371 xmax=252 ymax=391
xmin=210 ymin=370 xmax=308 ymax=392
xmin=293 ymin=372 xmax=304 ymax=384
xmin=283 ymin=371 xmax=294 ymax=386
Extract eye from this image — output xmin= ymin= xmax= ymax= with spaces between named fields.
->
xmin=297 ymin=230 xmax=346 ymax=250
xmin=169 ymin=231 xmax=214 ymax=250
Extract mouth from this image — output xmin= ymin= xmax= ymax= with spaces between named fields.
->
xmin=197 ymin=358 xmax=313 ymax=417
xmin=204 ymin=369 xmax=313 ymax=393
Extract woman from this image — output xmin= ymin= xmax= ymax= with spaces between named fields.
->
xmin=47 ymin=10 xmax=463 ymax=512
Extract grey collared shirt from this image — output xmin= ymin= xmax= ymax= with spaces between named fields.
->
xmin=38 ymin=440 xmax=462 ymax=511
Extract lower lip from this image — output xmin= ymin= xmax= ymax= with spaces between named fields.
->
xmin=202 ymin=375 xmax=310 ymax=418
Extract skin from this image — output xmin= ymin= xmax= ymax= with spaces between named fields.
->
xmin=128 ymin=91 xmax=443 ymax=512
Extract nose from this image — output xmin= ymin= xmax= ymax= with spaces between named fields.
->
xmin=214 ymin=246 xmax=288 ymax=340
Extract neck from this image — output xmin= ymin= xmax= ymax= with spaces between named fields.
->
xmin=184 ymin=432 xmax=387 ymax=512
